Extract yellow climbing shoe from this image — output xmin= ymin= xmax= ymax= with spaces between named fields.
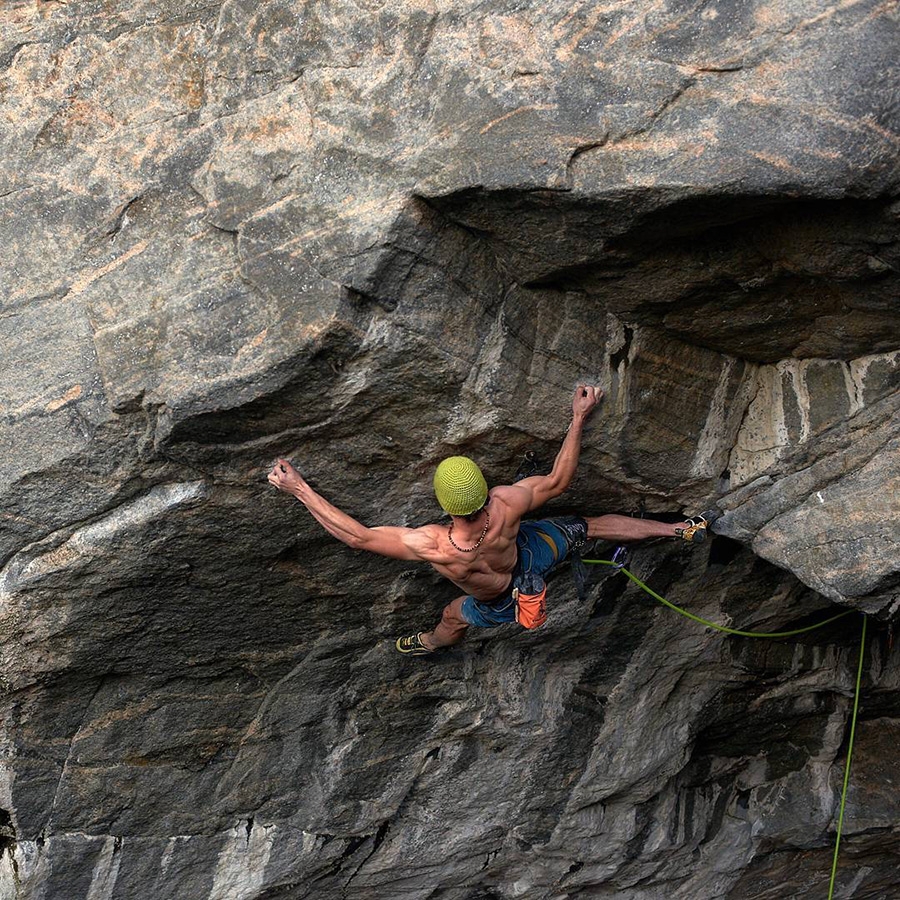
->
xmin=675 ymin=509 xmax=721 ymax=543
xmin=395 ymin=633 xmax=434 ymax=655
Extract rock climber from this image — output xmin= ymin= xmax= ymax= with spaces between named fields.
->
xmin=267 ymin=386 xmax=716 ymax=655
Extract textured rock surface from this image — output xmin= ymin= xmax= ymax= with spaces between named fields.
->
xmin=1 ymin=0 xmax=899 ymax=898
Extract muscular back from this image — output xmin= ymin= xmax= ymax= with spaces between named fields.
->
xmin=411 ymin=485 xmax=533 ymax=601
xmin=267 ymin=386 xmax=601 ymax=599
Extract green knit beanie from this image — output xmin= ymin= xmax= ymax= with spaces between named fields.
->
xmin=433 ymin=456 xmax=489 ymax=516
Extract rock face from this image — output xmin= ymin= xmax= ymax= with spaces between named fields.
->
xmin=1 ymin=1 xmax=899 ymax=898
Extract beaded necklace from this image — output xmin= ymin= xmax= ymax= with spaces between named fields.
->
xmin=448 ymin=508 xmax=491 ymax=552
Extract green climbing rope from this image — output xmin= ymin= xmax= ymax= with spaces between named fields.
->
xmin=582 ymin=559 xmax=856 ymax=637
xmin=582 ymin=557 xmax=868 ymax=896
xmin=828 ymin=613 xmax=867 ymax=900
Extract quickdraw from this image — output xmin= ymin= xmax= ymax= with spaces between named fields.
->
xmin=513 ymin=450 xmax=539 ymax=483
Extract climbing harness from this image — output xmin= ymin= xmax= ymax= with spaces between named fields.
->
xmin=582 ymin=556 xmax=868 ymax=895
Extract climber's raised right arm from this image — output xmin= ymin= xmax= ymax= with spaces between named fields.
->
xmin=494 ymin=385 xmax=602 ymax=514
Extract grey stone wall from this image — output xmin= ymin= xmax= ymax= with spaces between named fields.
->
xmin=1 ymin=1 xmax=899 ymax=897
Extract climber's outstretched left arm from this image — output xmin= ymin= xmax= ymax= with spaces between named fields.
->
xmin=267 ymin=459 xmax=435 ymax=561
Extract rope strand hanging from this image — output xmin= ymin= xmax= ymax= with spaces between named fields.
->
xmin=582 ymin=557 xmax=867 ymax=896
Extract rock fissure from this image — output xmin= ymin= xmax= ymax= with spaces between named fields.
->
xmin=43 ymin=675 xmax=108 ymax=833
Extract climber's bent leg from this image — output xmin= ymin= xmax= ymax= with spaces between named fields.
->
xmin=420 ymin=596 xmax=470 ymax=649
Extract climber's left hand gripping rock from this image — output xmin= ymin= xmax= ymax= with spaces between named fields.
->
xmin=268 ymin=458 xmax=306 ymax=496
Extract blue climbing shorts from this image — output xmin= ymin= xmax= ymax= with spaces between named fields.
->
xmin=460 ymin=516 xmax=588 ymax=628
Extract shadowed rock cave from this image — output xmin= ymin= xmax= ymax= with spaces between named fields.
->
xmin=2 ymin=1 xmax=900 ymax=898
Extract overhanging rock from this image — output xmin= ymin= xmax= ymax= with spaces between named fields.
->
xmin=2 ymin=1 xmax=900 ymax=898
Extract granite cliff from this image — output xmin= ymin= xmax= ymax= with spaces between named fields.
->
xmin=1 ymin=0 xmax=899 ymax=898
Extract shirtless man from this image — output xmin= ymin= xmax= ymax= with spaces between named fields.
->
xmin=267 ymin=386 xmax=714 ymax=655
